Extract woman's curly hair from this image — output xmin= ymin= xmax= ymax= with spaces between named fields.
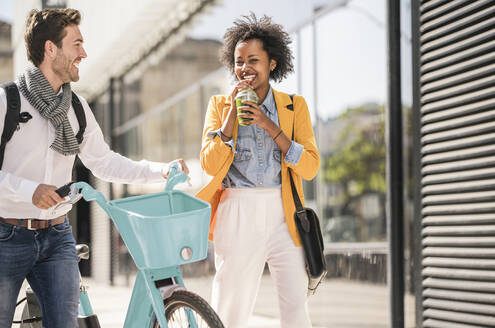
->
xmin=220 ymin=13 xmax=294 ymax=83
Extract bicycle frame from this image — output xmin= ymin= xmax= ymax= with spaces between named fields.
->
xmin=78 ymin=287 xmax=101 ymax=328
xmin=76 ymin=265 xmax=196 ymax=328
xmin=79 ymin=288 xmax=95 ymax=317
xmin=125 ymin=266 xmax=186 ymax=327
xmin=20 ymin=260 xmax=193 ymax=327
xmin=73 ymin=166 xmax=209 ymax=328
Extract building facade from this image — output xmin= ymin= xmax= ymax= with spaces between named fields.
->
xmin=0 ymin=20 xmax=13 ymax=83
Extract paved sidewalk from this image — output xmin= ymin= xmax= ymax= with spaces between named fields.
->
xmin=14 ymin=275 xmax=416 ymax=327
xmin=83 ymin=275 xmax=323 ymax=328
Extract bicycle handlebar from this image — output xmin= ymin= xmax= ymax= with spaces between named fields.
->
xmin=165 ymin=163 xmax=187 ymax=192
xmin=52 ymin=182 xmax=83 ymax=211
xmin=55 ymin=163 xmax=188 ymax=209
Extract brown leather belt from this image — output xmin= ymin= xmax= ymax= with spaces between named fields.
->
xmin=0 ymin=215 xmax=66 ymax=230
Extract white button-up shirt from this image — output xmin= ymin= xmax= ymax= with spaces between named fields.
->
xmin=0 ymin=82 xmax=165 ymax=219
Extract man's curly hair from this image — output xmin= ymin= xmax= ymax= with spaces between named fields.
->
xmin=220 ymin=13 xmax=294 ymax=83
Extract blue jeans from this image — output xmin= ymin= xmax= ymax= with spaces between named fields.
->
xmin=0 ymin=218 xmax=79 ymax=328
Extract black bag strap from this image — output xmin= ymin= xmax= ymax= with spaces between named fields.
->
xmin=287 ymin=93 xmax=327 ymax=291
xmin=288 ymin=93 xmax=301 ymax=209
xmin=289 ymin=167 xmax=303 ymax=212
xmin=71 ymin=92 xmax=86 ymax=144
xmin=289 ymin=94 xmax=295 ymax=140
xmin=287 ymin=94 xmax=311 ymax=231
xmin=0 ymin=82 xmax=21 ymax=169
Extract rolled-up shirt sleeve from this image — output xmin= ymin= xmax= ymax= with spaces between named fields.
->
xmin=207 ymin=128 xmax=235 ymax=150
xmin=284 ymin=141 xmax=303 ymax=165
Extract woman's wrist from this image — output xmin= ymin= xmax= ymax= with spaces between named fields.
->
xmin=264 ymin=119 xmax=280 ymax=139
xmin=220 ymin=129 xmax=232 ymax=140
xmin=272 ymin=129 xmax=283 ymax=141
xmin=268 ymin=122 xmax=281 ymax=139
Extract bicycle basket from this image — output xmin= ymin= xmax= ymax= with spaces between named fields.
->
xmin=105 ymin=190 xmax=211 ymax=270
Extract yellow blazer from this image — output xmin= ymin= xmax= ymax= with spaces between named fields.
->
xmin=195 ymin=89 xmax=320 ymax=246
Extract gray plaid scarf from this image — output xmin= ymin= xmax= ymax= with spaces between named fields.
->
xmin=18 ymin=66 xmax=79 ymax=155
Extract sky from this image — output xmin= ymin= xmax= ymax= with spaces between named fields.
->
xmin=0 ymin=0 xmax=13 ymax=23
xmin=0 ymin=0 xmax=412 ymax=119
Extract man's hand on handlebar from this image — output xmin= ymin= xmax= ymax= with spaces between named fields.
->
xmin=32 ymin=159 xmax=190 ymax=210
xmin=32 ymin=182 xmax=81 ymax=210
xmin=32 ymin=184 xmax=65 ymax=209
xmin=32 ymin=159 xmax=191 ymax=210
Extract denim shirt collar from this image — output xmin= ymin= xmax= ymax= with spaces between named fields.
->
xmin=260 ymin=86 xmax=275 ymax=115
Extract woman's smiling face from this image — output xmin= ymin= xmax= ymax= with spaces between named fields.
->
xmin=234 ymin=38 xmax=276 ymax=92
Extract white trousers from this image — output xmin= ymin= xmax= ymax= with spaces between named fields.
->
xmin=211 ymin=188 xmax=311 ymax=328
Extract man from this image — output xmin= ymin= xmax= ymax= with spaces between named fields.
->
xmin=0 ymin=8 xmax=188 ymax=327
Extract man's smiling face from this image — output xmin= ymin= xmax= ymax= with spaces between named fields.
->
xmin=52 ymin=24 xmax=87 ymax=83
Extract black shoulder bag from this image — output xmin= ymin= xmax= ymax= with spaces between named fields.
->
xmin=288 ymin=94 xmax=327 ymax=295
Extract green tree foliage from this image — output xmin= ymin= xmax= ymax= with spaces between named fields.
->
xmin=324 ymin=106 xmax=386 ymax=201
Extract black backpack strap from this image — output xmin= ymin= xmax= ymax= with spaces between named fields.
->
xmin=0 ymin=82 xmax=21 ymax=169
xmin=71 ymin=92 xmax=86 ymax=144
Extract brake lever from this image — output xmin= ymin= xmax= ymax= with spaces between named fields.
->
xmin=55 ymin=182 xmax=75 ymax=198
xmin=53 ymin=182 xmax=83 ymax=210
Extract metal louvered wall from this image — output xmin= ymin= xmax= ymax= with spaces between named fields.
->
xmin=416 ymin=0 xmax=495 ymax=327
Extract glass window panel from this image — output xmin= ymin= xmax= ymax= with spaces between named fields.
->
xmin=161 ymin=104 xmax=179 ymax=161
xmin=142 ymin=115 xmax=163 ymax=162
xmin=182 ymin=91 xmax=203 ymax=160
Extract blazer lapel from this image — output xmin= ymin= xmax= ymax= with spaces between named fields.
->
xmin=273 ymin=89 xmax=294 ymax=141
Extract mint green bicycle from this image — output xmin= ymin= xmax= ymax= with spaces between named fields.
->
xmin=16 ymin=164 xmax=224 ymax=327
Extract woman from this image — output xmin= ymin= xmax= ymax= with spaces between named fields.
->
xmin=196 ymin=13 xmax=319 ymax=328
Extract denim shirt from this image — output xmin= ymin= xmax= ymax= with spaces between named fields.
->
xmin=207 ymin=87 xmax=303 ymax=188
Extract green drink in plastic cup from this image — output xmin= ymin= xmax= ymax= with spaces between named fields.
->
xmin=235 ymin=88 xmax=258 ymax=126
